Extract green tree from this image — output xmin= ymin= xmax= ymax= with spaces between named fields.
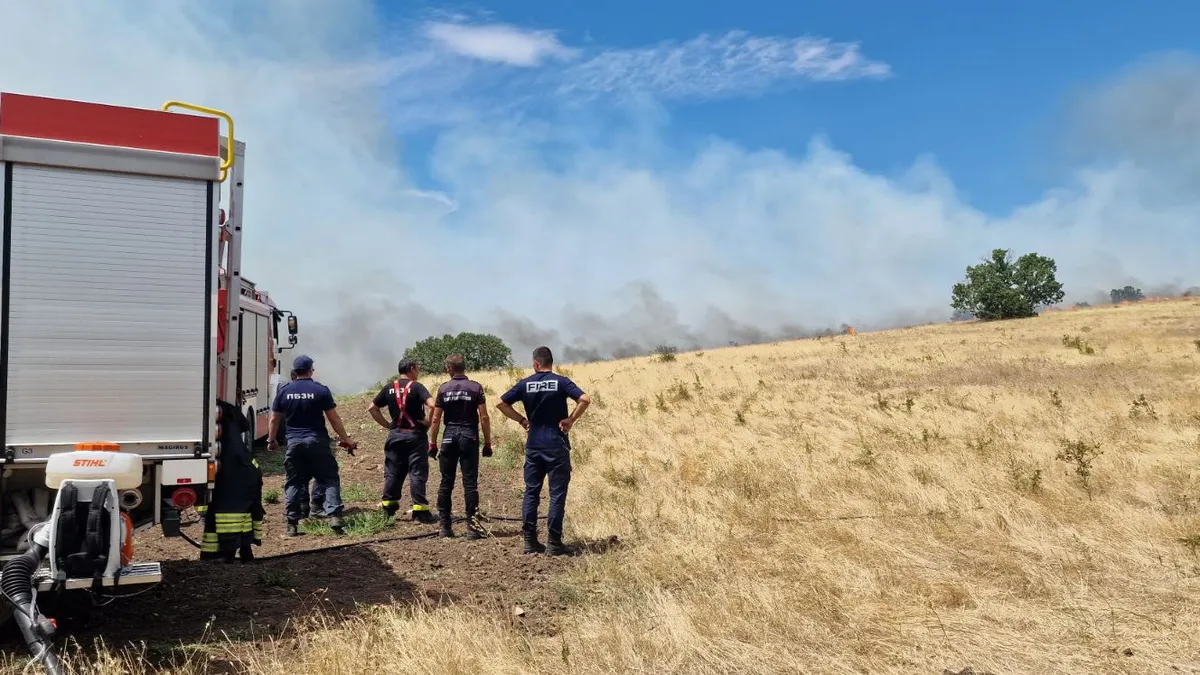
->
xmin=1109 ymin=285 xmax=1144 ymax=303
xmin=950 ymin=248 xmax=1065 ymax=320
xmin=402 ymin=332 xmax=513 ymax=373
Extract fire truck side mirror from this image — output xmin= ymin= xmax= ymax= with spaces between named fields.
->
xmin=287 ymin=316 xmax=298 ymax=336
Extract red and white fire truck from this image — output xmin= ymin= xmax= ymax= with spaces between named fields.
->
xmin=0 ymin=91 xmax=295 ymax=662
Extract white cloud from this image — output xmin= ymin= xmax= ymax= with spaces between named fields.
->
xmin=559 ymin=31 xmax=892 ymax=101
xmin=0 ymin=2 xmax=1195 ymax=393
xmin=425 ymin=21 xmax=578 ymax=67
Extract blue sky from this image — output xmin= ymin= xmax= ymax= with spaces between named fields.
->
xmin=387 ymin=0 xmax=1200 ymax=213
xmin=4 ymin=1 xmax=1200 ymax=390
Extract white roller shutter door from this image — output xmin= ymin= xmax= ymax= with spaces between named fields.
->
xmin=5 ymin=164 xmax=209 ymax=447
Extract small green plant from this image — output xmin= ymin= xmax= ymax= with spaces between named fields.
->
xmin=966 ymin=430 xmax=996 ymax=456
xmin=256 ymin=568 xmax=293 ymax=588
xmin=340 ymin=483 xmax=374 ymax=503
xmin=1062 ymin=334 xmax=1095 ymax=355
xmin=1007 ymin=459 xmax=1044 ymax=495
xmin=655 ymin=393 xmax=669 ymax=412
xmin=904 ymin=396 xmax=915 ymax=413
xmin=654 ymin=345 xmax=678 ymax=363
xmin=1056 ymin=438 xmax=1103 ymax=496
xmin=634 ymin=398 xmax=648 ymax=416
xmin=493 ymin=433 xmax=526 ymax=470
xmin=263 ymin=489 xmax=280 ymax=504
xmin=1049 ymin=389 xmax=1063 ymax=408
xmin=668 ymin=381 xmax=691 ymax=403
xmin=920 ymin=428 xmax=944 ymax=451
xmin=302 ymin=509 xmax=396 ymax=537
xmin=1130 ymin=394 xmax=1157 ymax=420
xmin=600 ymin=464 xmax=639 ymax=489
xmin=874 ymin=393 xmax=889 ymax=411
xmin=734 ymin=407 xmax=748 ymax=425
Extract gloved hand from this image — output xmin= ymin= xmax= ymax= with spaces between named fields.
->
xmin=338 ymin=438 xmax=357 ymax=456
xmin=482 ymin=443 xmax=493 ymax=457
xmin=428 ymin=443 xmax=438 ymax=459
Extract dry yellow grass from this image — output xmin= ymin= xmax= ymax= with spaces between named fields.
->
xmin=16 ymin=298 xmax=1200 ymax=674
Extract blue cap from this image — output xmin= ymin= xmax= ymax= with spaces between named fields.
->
xmin=292 ymin=354 xmax=314 ymax=372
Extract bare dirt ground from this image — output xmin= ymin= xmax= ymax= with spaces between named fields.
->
xmin=0 ymin=403 xmax=613 ymax=671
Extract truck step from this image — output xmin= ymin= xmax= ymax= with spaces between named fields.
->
xmin=32 ymin=562 xmax=162 ymax=591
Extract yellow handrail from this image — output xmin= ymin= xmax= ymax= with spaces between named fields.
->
xmin=160 ymin=100 xmax=235 ymax=182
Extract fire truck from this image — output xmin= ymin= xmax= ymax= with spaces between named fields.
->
xmin=0 ymin=91 xmax=295 ymax=668
xmin=231 ymin=276 xmax=298 ymax=446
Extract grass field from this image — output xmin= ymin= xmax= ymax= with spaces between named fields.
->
xmin=22 ymin=298 xmax=1200 ymax=674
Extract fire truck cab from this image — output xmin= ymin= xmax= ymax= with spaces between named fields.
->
xmin=229 ymin=277 xmax=298 ymax=447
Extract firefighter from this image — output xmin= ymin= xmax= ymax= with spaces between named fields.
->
xmin=367 ymin=358 xmax=436 ymax=523
xmin=276 ymin=368 xmax=330 ymax=519
xmin=200 ymin=400 xmax=265 ymax=563
xmin=496 ymin=346 xmax=591 ymax=555
xmin=269 ymin=354 xmax=357 ymax=536
xmin=428 ymin=353 xmax=493 ymax=539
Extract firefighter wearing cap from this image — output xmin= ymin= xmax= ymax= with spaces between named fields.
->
xmin=367 ymin=358 xmax=436 ymax=522
xmin=200 ymin=400 xmax=265 ymax=562
xmin=269 ymin=354 xmax=358 ymax=536
xmin=275 ymin=368 xmax=331 ymax=519
xmin=428 ymin=353 xmax=493 ymax=539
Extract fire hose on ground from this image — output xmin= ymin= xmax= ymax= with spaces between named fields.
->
xmin=1 ymin=523 xmax=63 ymax=675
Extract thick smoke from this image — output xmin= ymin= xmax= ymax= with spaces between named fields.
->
xmin=1 ymin=3 xmax=1197 ymax=394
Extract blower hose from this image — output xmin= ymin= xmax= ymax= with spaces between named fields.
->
xmin=2 ymin=528 xmax=62 ymax=675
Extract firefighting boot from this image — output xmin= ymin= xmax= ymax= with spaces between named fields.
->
xmin=547 ymin=536 xmax=577 ymax=557
xmin=523 ymin=531 xmax=545 ymax=554
xmin=411 ymin=508 xmax=436 ymax=524
xmin=439 ymin=517 xmax=455 ymax=538
xmin=329 ymin=516 xmax=345 ymax=535
xmin=285 ymin=521 xmax=299 ymax=537
xmin=464 ymin=514 xmax=485 ymax=541
xmin=380 ymin=502 xmax=398 ymax=519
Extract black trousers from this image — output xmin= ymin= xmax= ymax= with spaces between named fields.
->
xmin=523 ymin=445 xmax=571 ymax=541
xmin=284 ymin=439 xmax=342 ymax=523
xmin=437 ymin=426 xmax=480 ymax=523
xmin=381 ymin=431 xmax=430 ymax=513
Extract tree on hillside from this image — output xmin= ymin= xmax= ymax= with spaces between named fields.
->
xmin=1109 ymin=286 xmax=1144 ymax=303
xmin=949 ymin=248 xmax=1065 ymax=321
xmin=402 ymin=332 xmax=513 ymax=373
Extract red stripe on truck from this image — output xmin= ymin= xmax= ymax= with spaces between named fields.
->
xmin=0 ymin=92 xmax=220 ymax=156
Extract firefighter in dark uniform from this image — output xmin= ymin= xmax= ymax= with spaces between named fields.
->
xmin=428 ymin=353 xmax=493 ymax=539
xmin=275 ymin=368 xmax=330 ymax=518
xmin=269 ymin=355 xmax=357 ymax=536
xmin=496 ymin=346 xmax=591 ymax=555
xmin=200 ymin=400 xmax=265 ymax=562
xmin=367 ymin=358 xmax=437 ymax=522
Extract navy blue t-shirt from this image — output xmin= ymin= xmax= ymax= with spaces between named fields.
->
xmin=271 ymin=377 xmax=336 ymax=444
xmin=500 ymin=371 xmax=585 ymax=450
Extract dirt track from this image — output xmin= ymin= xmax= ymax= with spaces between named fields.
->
xmin=0 ymin=403 xmax=611 ymax=666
